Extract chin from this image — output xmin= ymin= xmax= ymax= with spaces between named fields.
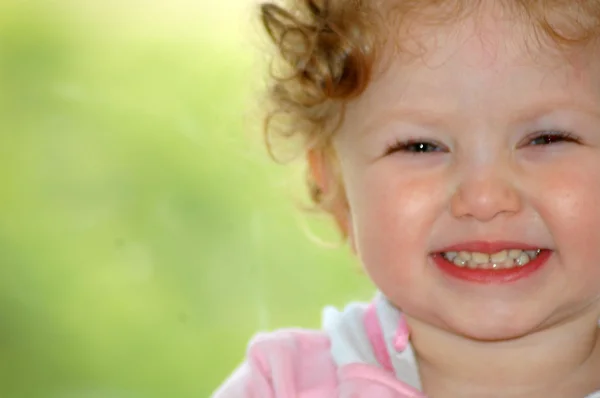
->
xmin=456 ymin=327 xmax=530 ymax=342
xmin=444 ymin=312 xmax=546 ymax=342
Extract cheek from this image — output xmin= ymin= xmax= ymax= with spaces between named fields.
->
xmin=533 ymin=159 xmax=600 ymax=275
xmin=346 ymin=166 xmax=448 ymax=282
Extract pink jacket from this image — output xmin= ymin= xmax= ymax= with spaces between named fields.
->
xmin=212 ymin=294 xmax=600 ymax=397
xmin=211 ymin=295 xmax=427 ymax=397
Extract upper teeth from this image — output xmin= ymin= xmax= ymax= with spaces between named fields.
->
xmin=442 ymin=249 xmax=542 ymax=269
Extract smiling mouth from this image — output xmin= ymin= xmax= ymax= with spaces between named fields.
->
xmin=432 ymin=248 xmax=552 ymax=284
xmin=440 ymin=249 xmax=542 ymax=270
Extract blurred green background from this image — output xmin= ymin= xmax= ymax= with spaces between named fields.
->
xmin=0 ymin=1 xmax=374 ymax=397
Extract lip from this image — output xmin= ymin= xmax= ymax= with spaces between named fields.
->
xmin=435 ymin=241 xmax=545 ymax=254
xmin=432 ymin=249 xmax=552 ymax=284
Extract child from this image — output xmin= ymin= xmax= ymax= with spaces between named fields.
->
xmin=213 ymin=0 xmax=600 ymax=396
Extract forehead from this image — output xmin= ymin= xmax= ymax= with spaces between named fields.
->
xmin=341 ymin=5 xmax=600 ymax=133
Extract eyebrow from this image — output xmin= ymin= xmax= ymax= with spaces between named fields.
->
xmin=356 ymin=107 xmax=457 ymax=137
xmin=510 ymin=97 xmax=600 ymax=123
xmin=355 ymin=97 xmax=600 ymax=136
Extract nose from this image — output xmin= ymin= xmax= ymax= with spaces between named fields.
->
xmin=450 ymin=168 xmax=522 ymax=222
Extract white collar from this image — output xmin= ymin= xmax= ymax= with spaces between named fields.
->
xmin=373 ymin=293 xmax=421 ymax=389
xmin=321 ymin=293 xmax=421 ymax=390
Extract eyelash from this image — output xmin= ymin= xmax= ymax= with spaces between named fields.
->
xmin=384 ymin=139 xmax=446 ymax=156
xmin=525 ymin=130 xmax=580 ymax=146
xmin=383 ymin=131 xmax=580 ymax=156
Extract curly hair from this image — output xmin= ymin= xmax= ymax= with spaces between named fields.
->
xmin=259 ymin=0 xmax=600 ymax=234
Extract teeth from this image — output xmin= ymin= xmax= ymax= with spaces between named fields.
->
xmin=515 ymin=253 xmax=530 ymax=267
xmin=490 ymin=250 xmax=508 ymax=263
xmin=445 ymin=252 xmax=458 ymax=261
xmin=471 ymin=252 xmax=488 ymax=264
xmin=459 ymin=251 xmax=471 ymax=261
xmin=525 ymin=250 xmax=538 ymax=258
xmin=452 ymin=256 xmax=466 ymax=267
xmin=441 ymin=249 xmax=541 ymax=270
xmin=508 ymin=250 xmax=522 ymax=259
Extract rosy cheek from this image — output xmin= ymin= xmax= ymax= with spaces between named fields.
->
xmin=352 ymin=169 xmax=446 ymax=264
xmin=358 ymin=169 xmax=441 ymax=220
xmin=535 ymin=162 xmax=600 ymax=253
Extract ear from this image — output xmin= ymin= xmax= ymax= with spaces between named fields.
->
xmin=307 ymin=148 xmax=355 ymax=250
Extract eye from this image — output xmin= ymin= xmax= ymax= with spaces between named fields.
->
xmin=384 ymin=139 xmax=446 ymax=156
xmin=525 ymin=131 xmax=580 ymax=146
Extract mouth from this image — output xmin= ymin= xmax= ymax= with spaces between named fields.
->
xmin=431 ymin=246 xmax=552 ymax=284
xmin=440 ymin=249 xmax=542 ymax=269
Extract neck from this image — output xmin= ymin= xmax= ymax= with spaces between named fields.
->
xmin=408 ymin=309 xmax=600 ymax=398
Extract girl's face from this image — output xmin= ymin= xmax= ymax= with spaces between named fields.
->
xmin=332 ymin=13 xmax=600 ymax=340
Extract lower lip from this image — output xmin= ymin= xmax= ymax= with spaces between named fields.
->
xmin=432 ymin=250 xmax=552 ymax=284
